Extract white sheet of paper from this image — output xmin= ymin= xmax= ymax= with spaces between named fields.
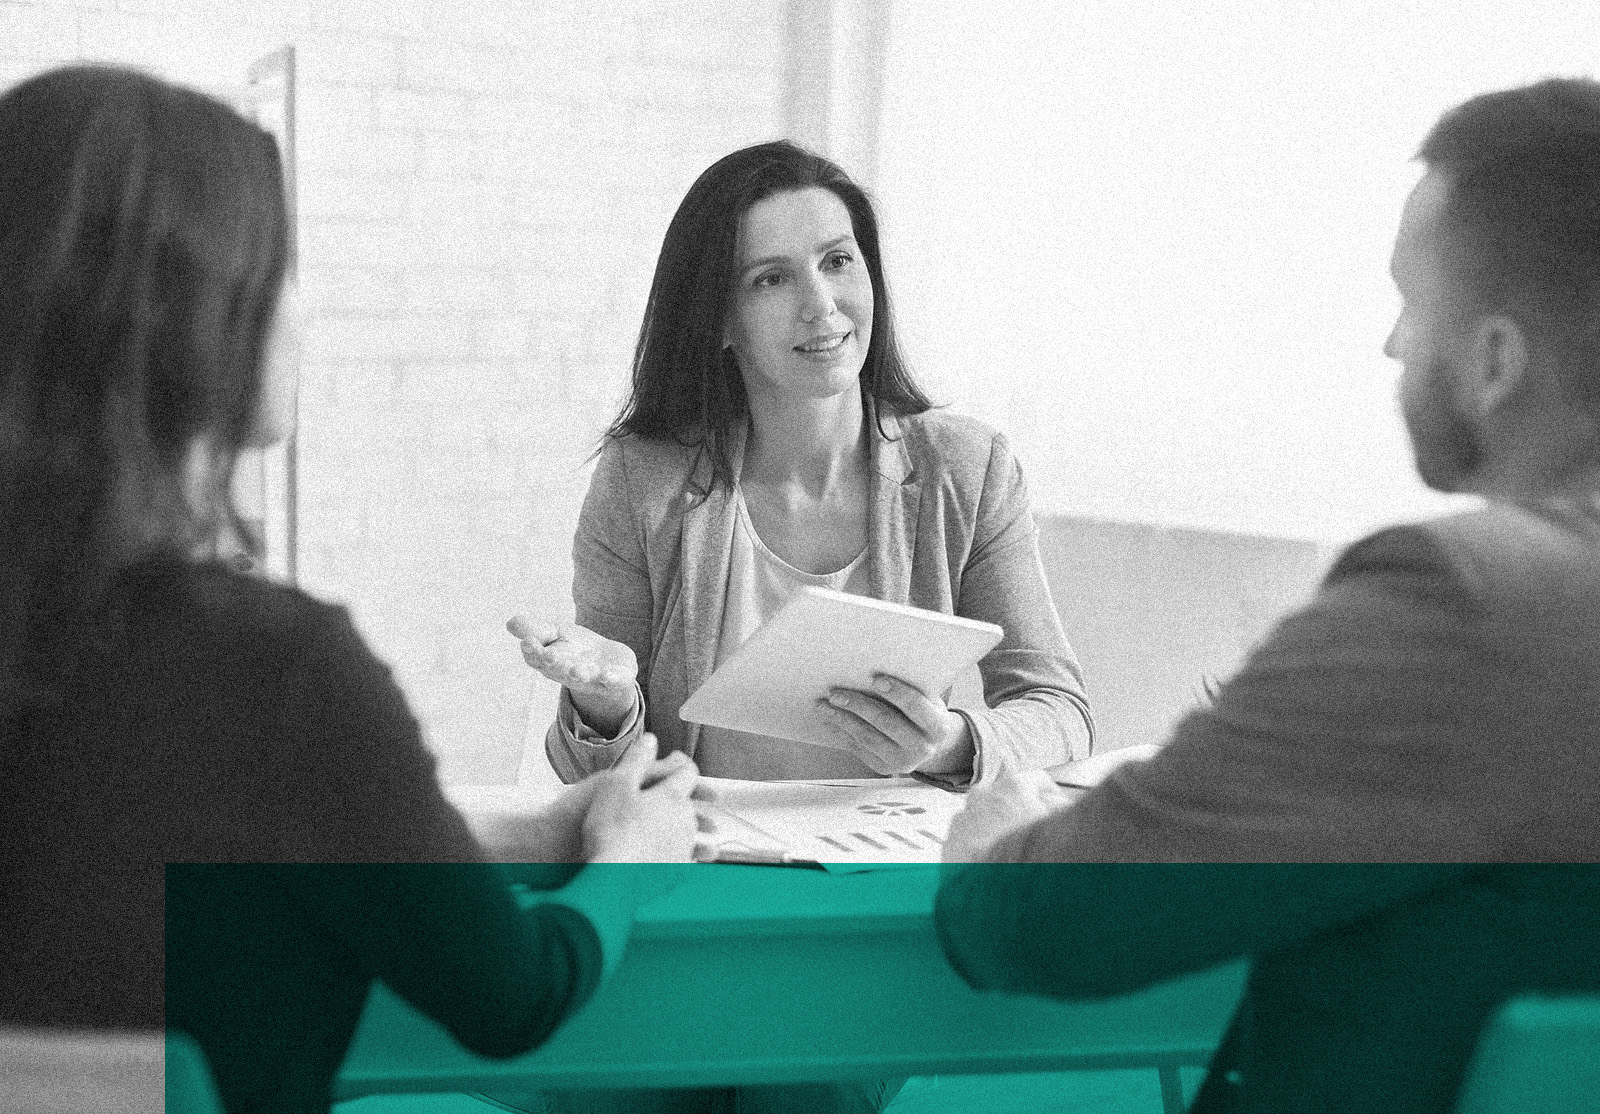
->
xmin=695 ymin=777 xmax=965 ymax=873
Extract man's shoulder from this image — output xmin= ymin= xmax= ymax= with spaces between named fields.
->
xmin=1332 ymin=498 xmax=1600 ymax=589
xmin=1431 ymin=496 xmax=1600 ymax=561
xmin=1324 ymin=497 xmax=1600 ymax=650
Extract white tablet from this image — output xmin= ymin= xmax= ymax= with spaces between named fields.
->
xmin=678 ymin=587 xmax=1003 ymax=749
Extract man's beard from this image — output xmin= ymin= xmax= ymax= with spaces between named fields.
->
xmin=1407 ymin=357 xmax=1484 ymax=493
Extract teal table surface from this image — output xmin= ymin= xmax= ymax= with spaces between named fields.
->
xmin=335 ymin=864 xmax=1247 ymax=1096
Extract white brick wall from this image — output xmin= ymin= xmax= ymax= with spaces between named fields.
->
xmin=3 ymin=0 xmax=791 ymax=783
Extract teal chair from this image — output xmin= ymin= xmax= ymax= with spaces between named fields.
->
xmin=1454 ymin=995 xmax=1600 ymax=1114
xmin=167 ymin=1030 xmax=226 ymax=1114
xmin=0 ymin=1026 xmax=221 ymax=1114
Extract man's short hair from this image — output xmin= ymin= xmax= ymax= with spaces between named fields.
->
xmin=1418 ymin=78 xmax=1600 ymax=414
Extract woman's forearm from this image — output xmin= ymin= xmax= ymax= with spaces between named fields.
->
xmin=568 ymin=683 xmax=641 ymax=739
xmin=915 ymin=715 xmax=977 ymax=777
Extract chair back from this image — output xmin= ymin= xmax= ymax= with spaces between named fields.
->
xmin=0 ymin=1026 xmax=222 ymax=1114
xmin=1454 ymin=995 xmax=1600 ymax=1114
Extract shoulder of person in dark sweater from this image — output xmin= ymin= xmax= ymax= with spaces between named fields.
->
xmin=111 ymin=555 xmax=358 ymax=659
xmin=98 ymin=557 xmax=480 ymax=864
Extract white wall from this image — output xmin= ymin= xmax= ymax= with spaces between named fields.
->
xmin=878 ymin=0 xmax=1600 ymax=545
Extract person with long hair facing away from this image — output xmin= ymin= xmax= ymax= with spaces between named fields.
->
xmin=0 ymin=65 xmax=698 ymax=1114
xmin=512 ymin=140 xmax=1093 ymax=794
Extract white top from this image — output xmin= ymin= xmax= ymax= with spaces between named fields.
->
xmin=694 ymin=488 xmax=879 ymax=780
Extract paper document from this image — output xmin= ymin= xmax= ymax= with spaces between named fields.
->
xmin=694 ymin=777 xmax=965 ymax=873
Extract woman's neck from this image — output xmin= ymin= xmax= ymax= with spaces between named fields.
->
xmin=181 ymin=439 xmax=215 ymax=511
xmin=741 ymin=388 xmax=869 ymax=497
xmin=176 ymin=437 xmax=238 ymax=564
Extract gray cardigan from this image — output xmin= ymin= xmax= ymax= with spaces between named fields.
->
xmin=545 ymin=407 xmax=1094 ymax=784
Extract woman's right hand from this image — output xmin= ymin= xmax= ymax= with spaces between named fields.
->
xmin=507 ymin=615 xmax=639 ymax=735
xmin=582 ymin=734 xmax=700 ymax=864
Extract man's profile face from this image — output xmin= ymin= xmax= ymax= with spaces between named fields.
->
xmin=1384 ymin=171 xmax=1484 ymax=493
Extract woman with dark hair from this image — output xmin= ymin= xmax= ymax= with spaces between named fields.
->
xmin=514 ymin=140 xmax=1093 ymax=790
xmin=0 ymin=65 xmax=697 ymax=1114
xmin=501 ymin=137 xmax=1093 ymax=1114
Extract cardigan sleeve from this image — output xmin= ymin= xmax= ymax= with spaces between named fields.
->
xmin=945 ymin=431 xmax=1094 ymax=782
xmin=545 ymin=439 xmax=651 ymax=783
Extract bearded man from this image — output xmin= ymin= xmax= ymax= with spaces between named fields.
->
xmin=936 ymin=77 xmax=1600 ymax=1114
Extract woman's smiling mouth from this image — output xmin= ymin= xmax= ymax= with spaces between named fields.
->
xmin=795 ymin=331 xmax=849 ymax=354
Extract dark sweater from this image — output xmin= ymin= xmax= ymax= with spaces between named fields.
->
xmin=937 ymin=496 xmax=1600 ymax=1113
xmin=1 ymin=559 xmax=600 ymax=1113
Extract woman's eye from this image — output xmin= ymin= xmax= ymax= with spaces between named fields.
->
xmin=754 ymin=272 xmax=782 ymax=288
xmin=824 ymin=251 xmax=854 ymax=270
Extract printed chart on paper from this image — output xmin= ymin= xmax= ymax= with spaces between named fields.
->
xmin=695 ymin=777 xmax=966 ymax=872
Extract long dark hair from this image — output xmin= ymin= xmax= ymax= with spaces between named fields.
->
xmin=0 ymin=65 xmax=289 ymax=718
xmin=607 ymin=140 xmax=931 ymax=492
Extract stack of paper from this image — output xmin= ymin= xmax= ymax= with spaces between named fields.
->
xmin=694 ymin=777 xmax=965 ymax=873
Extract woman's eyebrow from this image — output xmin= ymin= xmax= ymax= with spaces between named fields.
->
xmin=739 ymin=234 xmax=858 ymax=275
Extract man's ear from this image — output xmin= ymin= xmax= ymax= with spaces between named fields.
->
xmin=1467 ymin=313 xmax=1531 ymax=418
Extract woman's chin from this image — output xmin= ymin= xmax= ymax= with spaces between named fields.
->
xmin=795 ymin=368 xmax=867 ymax=402
xmin=744 ymin=362 xmax=866 ymax=406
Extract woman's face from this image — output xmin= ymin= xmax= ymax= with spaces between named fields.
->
xmin=723 ymin=187 xmax=874 ymax=407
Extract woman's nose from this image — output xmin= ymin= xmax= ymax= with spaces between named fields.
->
xmin=798 ymin=273 xmax=836 ymax=322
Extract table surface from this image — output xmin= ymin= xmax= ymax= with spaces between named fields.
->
xmin=336 ymin=864 xmax=1247 ymax=1096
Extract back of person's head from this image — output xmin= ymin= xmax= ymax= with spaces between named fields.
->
xmin=0 ymin=65 xmax=289 ymax=717
xmin=1418 ymin=77 xmax=1600 ymax=416
xmin=610 ymin=139 xmax=928 ymax=491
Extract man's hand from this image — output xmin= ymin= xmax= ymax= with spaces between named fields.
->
xmin=942 ymin=765 xmax=1080 ymax=863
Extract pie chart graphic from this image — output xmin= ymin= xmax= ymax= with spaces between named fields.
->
xmin=856 ymin=801 xmax=926 ymax=817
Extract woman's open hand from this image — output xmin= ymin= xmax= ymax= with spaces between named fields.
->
xmin=507 ymin=615 xmax=638 ymax=734
xmin=818 ymin=673 xmax=974 ymax=777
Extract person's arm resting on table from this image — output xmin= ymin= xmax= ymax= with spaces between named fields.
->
xmin=936 ymin=526 xmax=1503 ymax=996
xmin=478 ymin=738 xmax=699 ymax=980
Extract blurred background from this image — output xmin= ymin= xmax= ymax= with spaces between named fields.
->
xmin=4 ymin=0 xmax=1596 ymax=786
